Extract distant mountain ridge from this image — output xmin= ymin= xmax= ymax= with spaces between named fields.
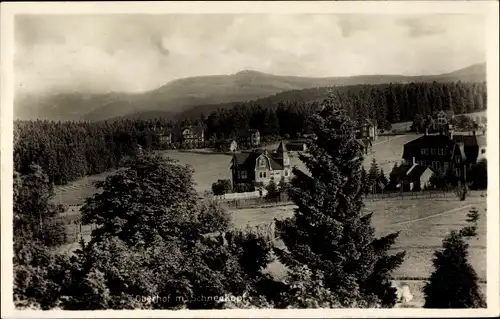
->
xmin=14 ymin=63 xmax=486 ymax=122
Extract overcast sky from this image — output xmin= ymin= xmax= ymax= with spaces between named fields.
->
xmin=14 ymin=14 xmax=486 ymax=95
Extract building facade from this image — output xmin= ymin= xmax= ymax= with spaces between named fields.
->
xmin=180 ymin=125 xmax=205 ymax=147
xmin=402 ymin=128 xmax=485 ymax=180
xmin=238 ymin=129 xmax=261 ymax=148
xmin=357 ymin=119 xmax=378 ymax=142
xmin=230 ymin=141 xmax=291 ymax=188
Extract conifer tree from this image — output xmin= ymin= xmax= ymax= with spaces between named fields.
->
xmin=275 ymin=98 xmax=406 ymax=307
xmin=424 ymin=230 xmax=486 ymax=308
xmin=368 ymin=158 xmax=380 ymax=194
xmin=378 ymin=169 xmax=388 ymax=193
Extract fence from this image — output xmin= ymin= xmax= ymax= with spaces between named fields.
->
xmin=363 ymin=189 xmax=454 ymax=201
xmin=214 ymin=190 xmax=264 ymax=201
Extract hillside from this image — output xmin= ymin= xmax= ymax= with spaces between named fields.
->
xmin=15 ymin=63 xmax=486 ymax=122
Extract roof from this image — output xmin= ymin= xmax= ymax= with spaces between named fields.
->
xmin=277 ymin=141 xmax=287 ymax=153
xmin=361 ymin=118 xmax=377 ymax=127
xmin=452 ymin=134 xmax=479 ymax=147
xmin=231 ymin=149 xmax=284 ymax=170
xmin=407 ymin=165 xmax=433 ymax=180
xmin=181 ymin=125 xmax=204 ymax=136
xmin=394 ymin=164 xmax=433 ymax=181
xmin=402 ymin=134 xmax=454 ymax=158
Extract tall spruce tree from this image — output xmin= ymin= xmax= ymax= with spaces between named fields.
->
xmin=368 ymin=158 xmax=380 ymax=194
xmin=275 ymin=98 xmax=406 ymax=307
xmin=423 ymin=230 xmax=486 ymax=308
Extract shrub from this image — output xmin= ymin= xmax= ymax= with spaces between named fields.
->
xmin=212 ymin=179 xmax=232 ymax=196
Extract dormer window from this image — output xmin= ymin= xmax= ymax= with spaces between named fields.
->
xmin=455 ymin=156 xmax=460 ymax=163
xmin=259 ymin=158 xmax=266 ymax=167
xmin=438 ymin=148 xmax=445 ymax=155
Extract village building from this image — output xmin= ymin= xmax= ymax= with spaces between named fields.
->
xmin=229 ymin=140 xmax=238 ymax=152
xmin=180 ymin=125 xmax=205 ymax=147
xmin=286 ymin=140 xmax=308 ymax=152
xmin=230 ymin=141 xmax=291 ymax=188
xmin=357 ymin=119 xmax=378 ymax=142
xmin=392 ymin=164 xmax=435 ymax=192
xmin=152 ymin=126 xmax=173 ymax=147
xmin=237 ymin=129 xmax=261 ymax=148
xmin=402 ymin=126 xmax=486 ymax=180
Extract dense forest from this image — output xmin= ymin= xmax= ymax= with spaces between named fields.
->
xmin=14 ymin=81 xmax=486 ymax=186
xmin=198 ymin=81 xmax=486 ymax=136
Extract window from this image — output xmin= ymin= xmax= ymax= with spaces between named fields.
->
xmin=455 ymin=156 xmax=461 ymax=163
xmin=285 ymin=170 xmax=289 ymax=177
xmin=263 ymin=172 xmax=267 ymax=178
xmin=438 ymin=148 xmax=445 ymax=155
xmin=455 ymin=168 xmax=461 ymax=177
xmin=431 ymin=148 xmax=436 ymax=155
xmin=241 ymin=171 xmax=247 ymax=179
xmin=432 ymin=161 xmax=441 ymax=170
xmin=259 ymin=158 xmax=266 ymax=167
xmin=481 ymin=148 xmax=486 ymax=154
xmin=421 ymin=148 xmax=428 ymax=155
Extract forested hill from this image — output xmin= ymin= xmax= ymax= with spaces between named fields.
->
xmin=15 ymin=63 xmax=486 ymax=122
xmin=14 ymin=81 xmax=486 ymax=188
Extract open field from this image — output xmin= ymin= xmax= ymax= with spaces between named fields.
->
xmin=232 ymin=193 xmax=487 ymax=281
xmin=238 ymin=193 xmax=487 ymax=307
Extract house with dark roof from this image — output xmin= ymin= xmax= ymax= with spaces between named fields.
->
xmin=286 ymin=140 xmax=308 ymax=152
xmin=152 ymin=125 xmax=172 ymax=147
xmin=402 ymin=128 xmax=486 ymax=180
xmin=180 ymin=125 xmax=205 ymax=147
xmin=357 ymin=118 xmax=378 ymax=141
xmin=237 ymin=129 xmax=260 ymax=147
xmin=230 ymin=141 xmax=291 ymax=187
xmin=393 ymin=164 xmax=435 ymax=191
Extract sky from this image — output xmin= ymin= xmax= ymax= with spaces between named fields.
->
xmin=14 ymin=14 xmax=486 ymax=95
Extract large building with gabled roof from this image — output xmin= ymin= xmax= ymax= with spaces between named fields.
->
xmin=230 ymin=141 xmax=291 ymax=188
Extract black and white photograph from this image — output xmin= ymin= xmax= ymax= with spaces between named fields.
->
xmin=1 ymin=1 xmax=499 ymax=317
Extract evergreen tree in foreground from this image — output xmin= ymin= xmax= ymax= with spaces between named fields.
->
xmin=424 ymin=230 xmax=486 ymax=308
xmin=275 ymin=98 xmax=406 ymax=307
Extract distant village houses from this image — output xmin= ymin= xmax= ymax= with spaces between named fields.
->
xmin=286 ymin=140 xmax=308 ymax=152
xmin=402 ymin=125 xmax=486 ymax=181
xmin=237 ymin=129 xmax=261 ymax=148
xmin=230 ymin=141 xmax=291 ymax=188
xmin=356 ymin=118 xmax=378 ymax=142
xmin=180 ymin=125 xmax=205 ymax=147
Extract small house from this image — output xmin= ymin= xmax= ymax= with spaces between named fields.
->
xmin=394 ymin=164 xmax=435 ymax=192
xmin=229 ymin=140 xmax=238 ymax=152
xmin=238 ymin=129 xmax=260 ymax=148
xmin=286 ymin=140 xmax=308 ymax=152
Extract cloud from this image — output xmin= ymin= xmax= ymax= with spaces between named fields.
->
xmin=14 ymin=14 xmax=486 ymax=95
